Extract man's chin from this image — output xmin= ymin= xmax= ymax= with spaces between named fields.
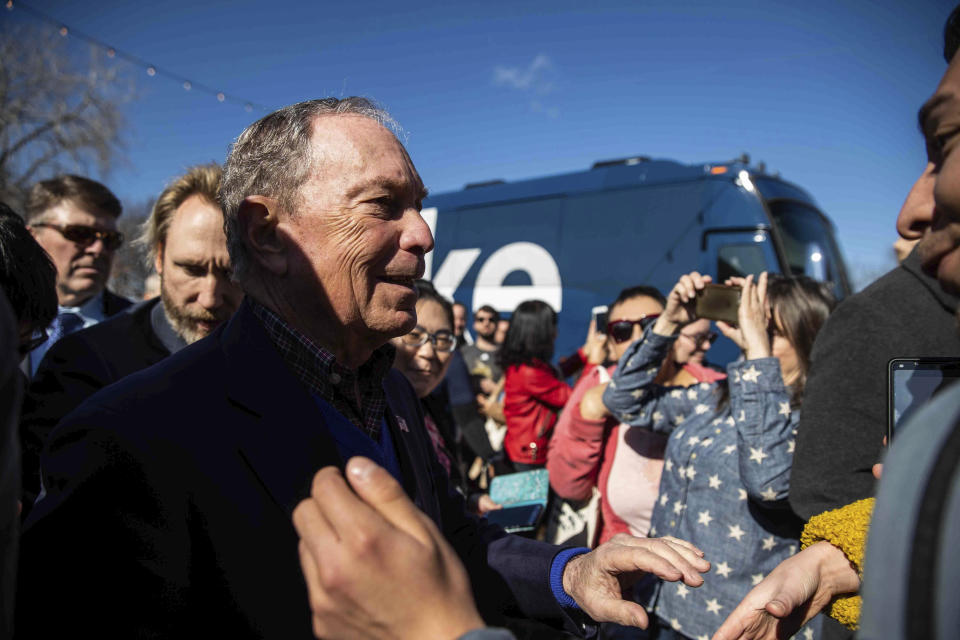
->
xmin=176 ymin=319 xmax=223 ymax=345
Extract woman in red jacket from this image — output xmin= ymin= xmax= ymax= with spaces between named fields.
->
xmin=499 ymin=300 xmax=583 ymax=470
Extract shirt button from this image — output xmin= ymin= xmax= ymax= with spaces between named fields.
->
xmin=329 ymin=372 xmax=341 ymax=385
xmin=691 ymin=453 xmax=697 ymax=459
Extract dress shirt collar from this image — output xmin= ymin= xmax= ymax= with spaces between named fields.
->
xmin=59 ymin=291 xmax=107 ymax=329
xmin=248 ymin=298 xmax=395 ymax=439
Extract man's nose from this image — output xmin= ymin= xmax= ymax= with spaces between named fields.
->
xmin=400 ymin=208 xmax=435 ymax=255
xmin=84 ymin=236 xmax=108 ymax=255
xmin=197 ymin=274 xmax=226 ymax=310
xmin=896 ymin=162 xmax=937 ymax=240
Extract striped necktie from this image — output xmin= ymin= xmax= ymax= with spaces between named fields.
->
xmin=30 ymin=311 xmax=85 ymax=375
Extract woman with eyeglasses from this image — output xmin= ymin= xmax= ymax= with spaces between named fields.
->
xmin=391 ymin=286 xmax=501 ymax=515
xmin=599 ymin=271 xmax=835 ymax=640
xmin=547 ymin=286 xmax=728 ymax=554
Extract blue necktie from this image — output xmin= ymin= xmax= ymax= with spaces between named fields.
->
xmin=30 ymin=311 xmax=84 ymax=375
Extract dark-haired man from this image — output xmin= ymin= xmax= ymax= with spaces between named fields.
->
xmin=24 ymin=175 xmax=131 ymax=374
xmin=0 ymin=202 xmax=57 ymax=636
xmin=19 ymin=165 xmax=242 ymax=511
xmin=789 ymin=43 xmax=960 ymax=527
xmin=461 ymin=304 xmax=504 ymax=396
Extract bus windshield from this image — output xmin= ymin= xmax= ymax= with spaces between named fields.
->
xmin=767 ymin=198 xmax=851 ymax=297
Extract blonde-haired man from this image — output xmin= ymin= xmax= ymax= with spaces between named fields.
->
xmin=20 ymin=164 xmax=242 ymax=511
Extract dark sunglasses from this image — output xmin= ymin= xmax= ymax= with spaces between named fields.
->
xmin=474 ymin=315 xmax=497 ymax=324
xmin=32 ymin=223 xmax=123 ymax=250
xmin=606 ymin=314 xmax=660 ymax=344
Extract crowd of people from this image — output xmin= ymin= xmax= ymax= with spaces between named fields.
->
xmin=0 ymin=7 xmax=959 ymax=640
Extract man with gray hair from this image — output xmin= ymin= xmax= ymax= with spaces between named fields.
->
xmin=18 ymin=164 xmax=242 ymax=512
xmin=17 ymin=98 xmax=707 ymax=638
xmin=23 ymin=175 xmax=132 ymax=374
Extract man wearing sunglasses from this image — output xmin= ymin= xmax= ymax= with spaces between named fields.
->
xmin=461 ymin=305 xmax=504 ymax=391
xmin=24 ymin=175 xmax=131 ymax=375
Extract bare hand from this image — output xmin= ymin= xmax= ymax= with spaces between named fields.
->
xmin=562 ymin=534 xmax=710 ymax=628
xmin=476 ymin=494 xmax=502 ymax=514
xmin=585 ymin=331 xmax=609 ymax=366
xmin=479 ymin=377 xmax=497 ymax=395
xmin=654 ymin=272 xmax=712 ymax=336
xmin=293 ymin=457 xmax=484 ymax=640
xmin=711 ymin=541 xmax=860 ymax=640
xmin=580 ymin=382 xmax=612 ymax=421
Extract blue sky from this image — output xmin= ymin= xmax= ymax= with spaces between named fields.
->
xmin=6 ymin=0 xmax=954 ymax=288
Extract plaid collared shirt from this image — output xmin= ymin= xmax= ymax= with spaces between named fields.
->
xmin=251 ymin=299 xmax=395 ymax=441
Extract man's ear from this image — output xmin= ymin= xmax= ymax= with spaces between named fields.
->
xmin=154 ymin=242 xmax=164 ymax=276
xmin=239 ymin=196 xmax=287 ymax=276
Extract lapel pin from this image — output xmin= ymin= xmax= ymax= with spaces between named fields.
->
xmin=396 ymin=416 xmax=409 ymax=432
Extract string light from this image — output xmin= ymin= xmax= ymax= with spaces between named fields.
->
xmin=7 ymin=0 xmax=270 ymax=112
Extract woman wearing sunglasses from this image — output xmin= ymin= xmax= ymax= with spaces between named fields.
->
xmin=601 ymin=270 xmax=835 ymax=640
xmin=548 ymin=287 xmax=725 ymax=550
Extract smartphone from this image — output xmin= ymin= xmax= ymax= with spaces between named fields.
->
xmin=695 ymin=284 xmax=741 ymax=324
xmin=483 ymin=503 xmax=544 ymax=533
xmin=887 ymin=357 xmax=960 ymax=442
xmin=591 ymin=305 xmax=609 ymax=334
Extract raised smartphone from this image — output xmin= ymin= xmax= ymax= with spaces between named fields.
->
xmin=695 ymin=284 xmax=741 ymax=325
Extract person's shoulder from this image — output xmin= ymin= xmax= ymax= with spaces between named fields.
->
xmin=45 ymin=300 xmax=154 ymax=360
xmin=66 ymin=325 xmax=227 ymax=423
xmin=102 ymin=288 xmax=135 ymax=316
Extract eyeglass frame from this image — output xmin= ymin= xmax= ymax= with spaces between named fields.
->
xmin=474 ymin=314 xmax=497 ymax=324
xmin=399 ymin=326 xmax=457 ymax=353
xmin=679 ymin=330 xmax=719 ymax=346
xmin=31 ymin=222 xmax=123 ymax=250
xmin=606 ymin=314 xmax=661 ymax=344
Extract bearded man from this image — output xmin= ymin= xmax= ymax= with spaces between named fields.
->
xmin=19 ymin=164 xmax=242 ymax=511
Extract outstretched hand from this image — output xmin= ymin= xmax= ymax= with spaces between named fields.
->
xmin=654 ymin=271 xmax=713 ymax=336
xmin=562 ymin=534 xmax=710 ymax=628
xmin=711 ymin=541 xmax=859 ymax=640
xmin=293 ymin=457 xmax=484 ymax=640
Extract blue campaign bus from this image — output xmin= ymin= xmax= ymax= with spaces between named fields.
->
xmin=421 ymin=155 xmax=852 ymax=364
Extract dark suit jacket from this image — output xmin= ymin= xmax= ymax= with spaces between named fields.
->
xmin=0 ymin=290 xmax=22 ymax=638
xmin=16 ymin=303 xmax=576 ymax=638
xmin=19 ymin=298 xmax=173 ymax=510
xmin=102 ymin=288 xmax=134 ymax=317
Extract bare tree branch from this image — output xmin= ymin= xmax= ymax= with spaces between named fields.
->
xmin=0 ymin=23 xmax=135 ymax=207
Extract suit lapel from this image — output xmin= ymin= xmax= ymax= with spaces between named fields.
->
xmin=221 ymin=305 xmax=343 ymax=516
xmin=382 ymin=370 xmax=441 ymax=521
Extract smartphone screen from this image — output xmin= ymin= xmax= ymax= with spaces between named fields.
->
xmin=591 ymin=305 xmax=609 ymax=334
xmin=888 ymin=358 xmax=960 ymax=440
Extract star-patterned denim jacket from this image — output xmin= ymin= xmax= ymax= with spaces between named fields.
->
xmin=602 ymin=328 xmax=819 ymax=640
